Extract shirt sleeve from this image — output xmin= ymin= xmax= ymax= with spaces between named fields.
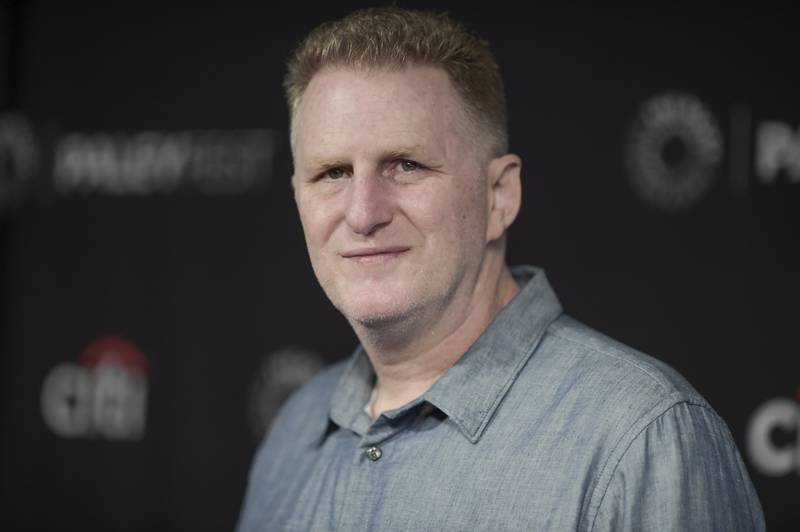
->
xmin=589 ymin=401 xmax=766 ymax=532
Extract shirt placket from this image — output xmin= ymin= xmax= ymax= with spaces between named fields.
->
xmin=333 ymin=405 xmax=421 ymax=531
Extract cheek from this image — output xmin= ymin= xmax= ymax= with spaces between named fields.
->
xmin=451 ymin=178 xmax=489 ymax=227
xmin=297 ymin=197 xmax=339 ymax=248
xmin=454 ymin=190 xmax=491 ymax=257
xmin=410 ymin=182 xmax=487 ymax=247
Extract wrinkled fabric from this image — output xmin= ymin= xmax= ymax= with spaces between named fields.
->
xmin=237 ymin=266 xmax=765 ymax=531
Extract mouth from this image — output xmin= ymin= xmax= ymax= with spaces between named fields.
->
xmin=340 ymin=246 xmax=410 ymax=264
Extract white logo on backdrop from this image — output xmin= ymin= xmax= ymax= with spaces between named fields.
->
xmin=0 ymin=112 xmax=279 ymax=210
xmin=40 ymin=336 xmax=149 ymax=441
xmin=756 ymin=122 xmax=800 ymax=184
xmin=746 ymin=393 xmax=800 ymax=477
xmin=53 ymin=129 xmax=276 ymax=195
xmin=624 ymin=92 xmax=723 ymax=212
xmin=625 ymin=92 xmax=800 ymax=211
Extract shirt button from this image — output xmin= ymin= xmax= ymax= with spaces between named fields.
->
xmin=365 ymin=446 xmax=382 ymax=461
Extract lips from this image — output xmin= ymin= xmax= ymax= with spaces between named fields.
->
xmin=340 ymin=246 xmax=410 ymax=262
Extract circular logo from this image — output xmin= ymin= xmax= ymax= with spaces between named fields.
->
xmin=0 ymin=113 xmax=39 ymax=211
xmin=624 ymin=92 xmax=723 ymax=212
xmin=247 ymin=346 xmax=325 ymax=441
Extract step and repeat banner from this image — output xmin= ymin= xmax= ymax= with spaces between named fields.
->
xmin=1 ymin=3 xmax=797 ymax=531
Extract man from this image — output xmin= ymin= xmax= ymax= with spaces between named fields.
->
xmin=238 ymin=7 xmax=764 ymax=531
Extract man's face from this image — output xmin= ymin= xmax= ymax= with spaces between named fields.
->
xmin=291 ymin=65 xmax=492 ymax=328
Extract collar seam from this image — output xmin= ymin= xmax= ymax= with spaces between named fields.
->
xmin=453 ymin=324 xmax=555 ymax=443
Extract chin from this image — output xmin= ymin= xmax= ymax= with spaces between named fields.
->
xmin=350 ymin=311 xmax=408 ymax=330
xmin=337 ymin=293 xmax=416 ymax=329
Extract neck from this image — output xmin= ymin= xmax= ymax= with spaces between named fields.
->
xmin=356 ymin=257 xmax=520 ymax=419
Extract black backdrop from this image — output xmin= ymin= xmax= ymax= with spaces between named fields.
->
xmin=1 ymin=2 xmax=798 ymax=531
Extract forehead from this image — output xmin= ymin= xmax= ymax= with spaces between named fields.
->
xmin=291 ymin=65 xmax=474 ymax=163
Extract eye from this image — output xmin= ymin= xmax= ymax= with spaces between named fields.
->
xmin=324 ymin=167 xmax=346 ymax=180
xmin=399 ymin=160 xmax=419 ymax=172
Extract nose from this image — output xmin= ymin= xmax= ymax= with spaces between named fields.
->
xmin=344 ymin=173 xmax=394 ymax=236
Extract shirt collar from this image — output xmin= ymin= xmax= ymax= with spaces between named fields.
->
xmin=327 ymin=345 xmax=374 ymax=436
xmin=323 ymin=265 xmax=563 ymax=444
xmin=424 ymin=265 xmax=563 ymax=442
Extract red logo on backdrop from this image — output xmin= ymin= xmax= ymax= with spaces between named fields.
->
xmin=40 ymin=336 xmax=149 ymax=441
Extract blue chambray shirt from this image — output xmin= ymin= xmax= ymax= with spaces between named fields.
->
xmin=237 ymin=266 xmax=765 ymax=531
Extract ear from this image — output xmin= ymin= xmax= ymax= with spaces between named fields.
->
xmin=485 ymin=153 xmax=522 ymax=243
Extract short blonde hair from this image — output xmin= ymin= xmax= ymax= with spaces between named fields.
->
xmin=284 ymin=7 xmax=508 ymax=155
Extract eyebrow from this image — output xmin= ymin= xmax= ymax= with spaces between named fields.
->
xmin=309 ymin=158 xmax=350 ymax=172
xmin=383 ymin=146 xmax=422 ymax=159
xmin=308 ymin=146 xmax=425 ymax=172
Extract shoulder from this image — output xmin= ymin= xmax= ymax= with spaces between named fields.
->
xmin=505 ymin=313 xmax=728 ymax=482
xmin=541 ymin=314 xmax=707 ymax=409
xmin=243 ymin=357 xmax=349 ymax=488
xmin=539 ymin=314 xmax=723 ymax=451
xmin=263 ymin=356 xmax=350 ymax=442
xmin=533 ymin=317 xmax=764 ymax=530
xmin=237 ymin=358 xmax=353 ymax=531
xmin=499 ymin=313 xmax=720 ymax=457
xmin=586 ymin=391 xmax=765 ymax=530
